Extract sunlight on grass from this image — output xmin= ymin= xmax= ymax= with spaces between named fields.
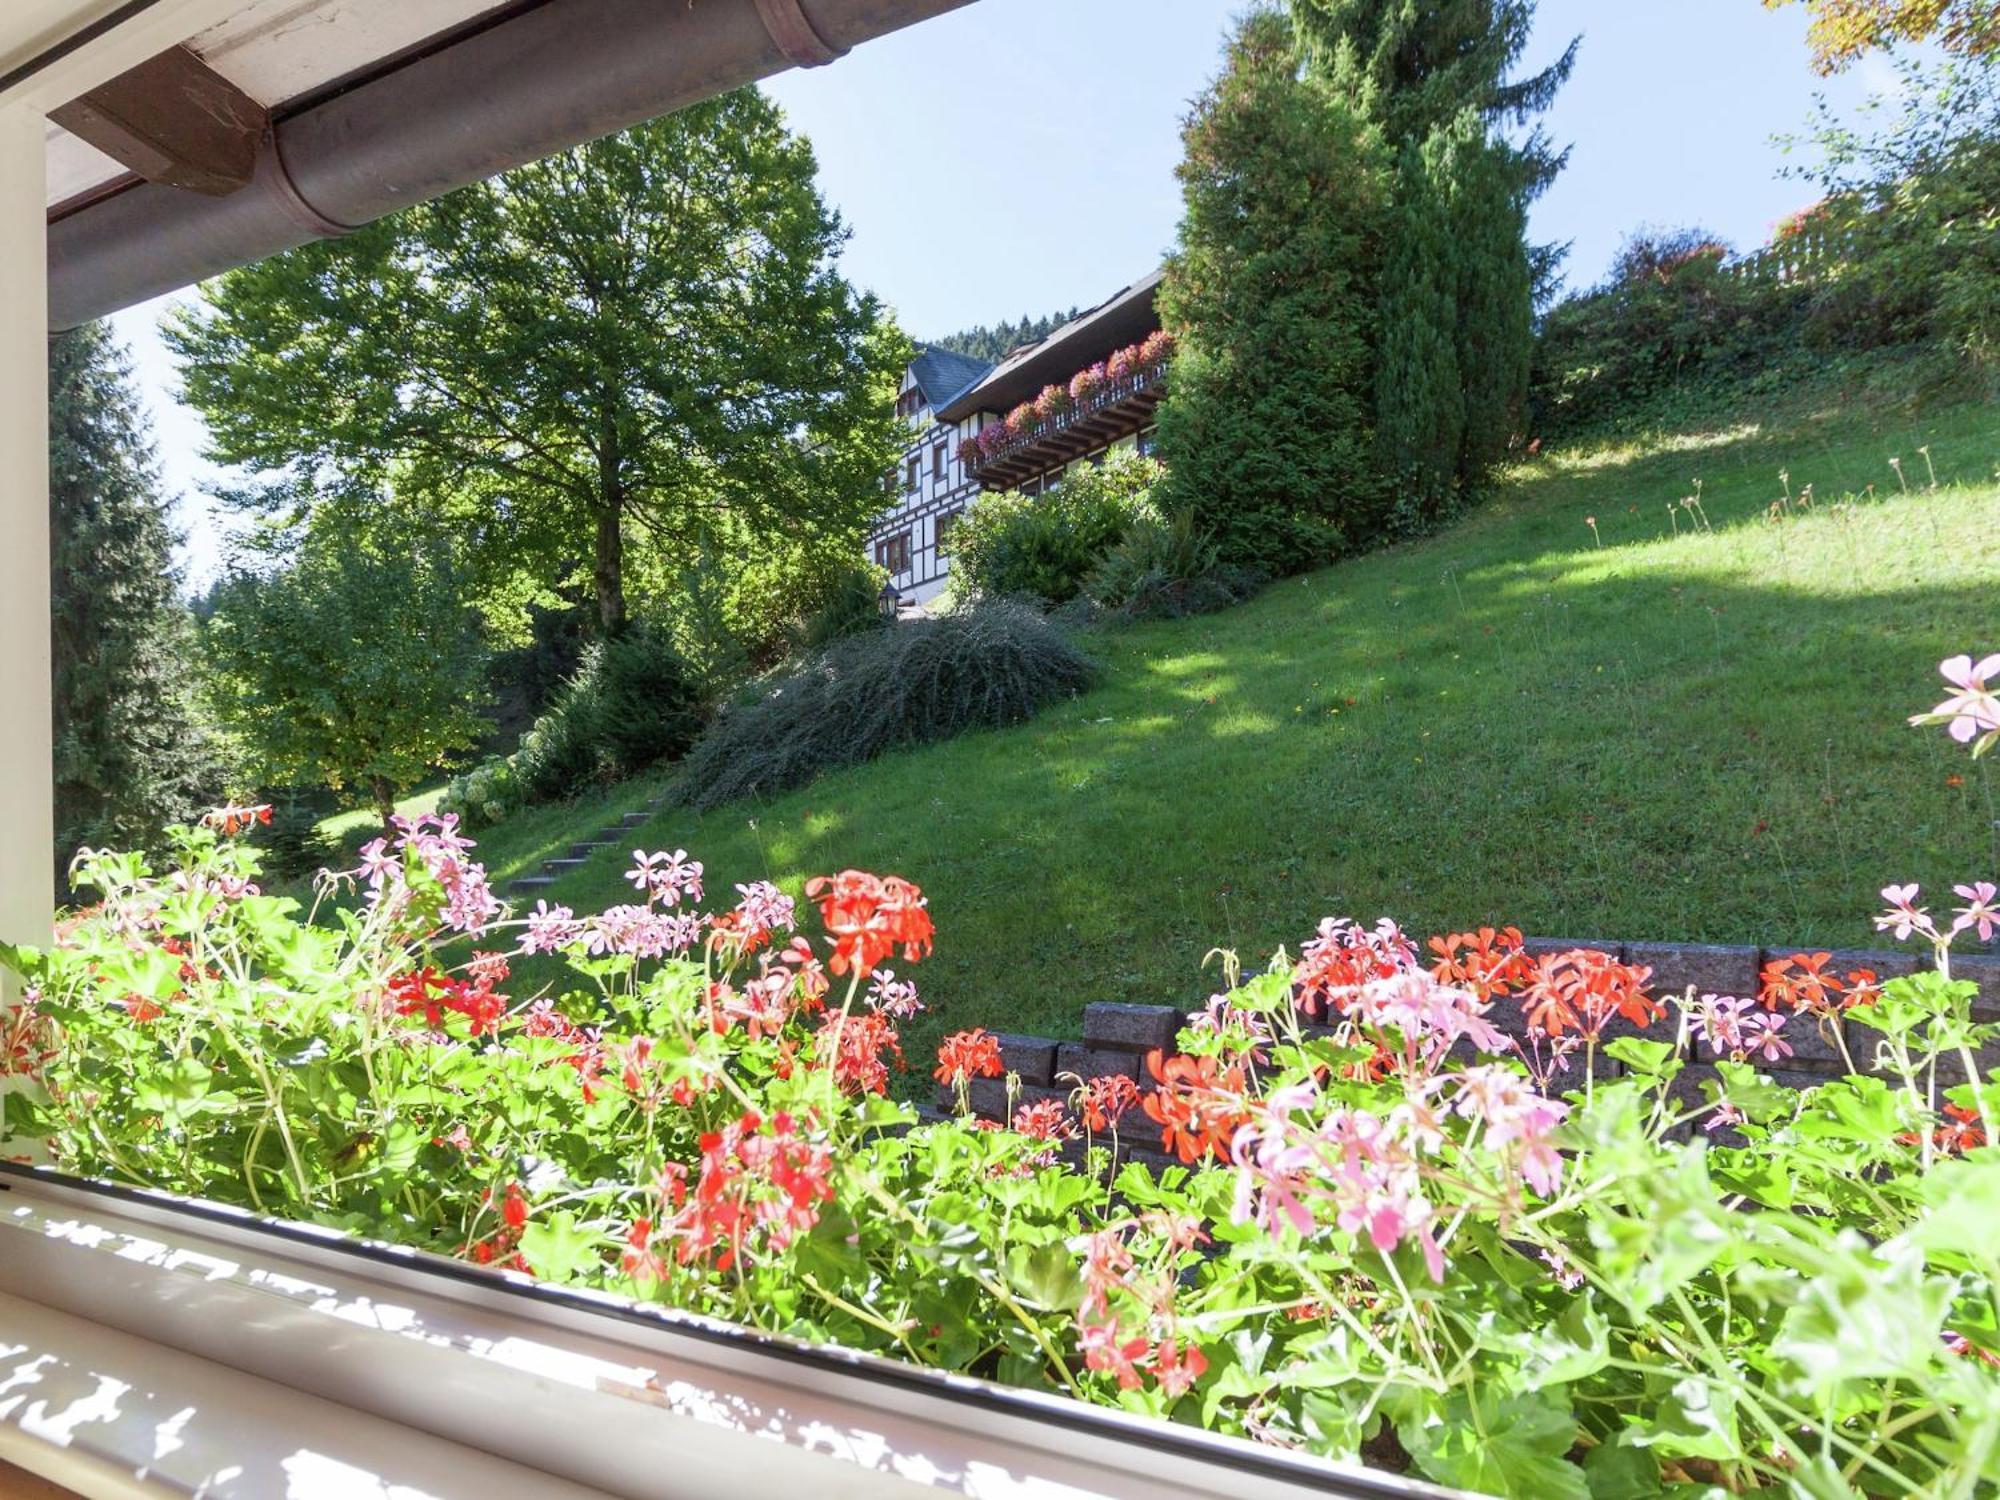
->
xmin=459 ymin=385 xmax=2000 ymax=1070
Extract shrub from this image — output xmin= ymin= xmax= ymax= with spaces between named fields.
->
xmin=949 ymin=452 xmax=1161 ymax=606
xmin=1530 ymin=225 xmax=1802 ymax=436
xmin=674 ymin=600 xmax=1096 ymax=810
xmin=251 ymin=789 xmax=337 ymax=880
xmin=795 ymin=558 xmax=889 ymax=654
xmin=1081 ymin=508 xmax=1266 ymax=621
xmin=514 ymin=626 xmax=703 ymax=803
xmin=440 ymin=755 xmax=525 ymax=832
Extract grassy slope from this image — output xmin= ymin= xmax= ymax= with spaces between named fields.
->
xmin=475 ymin=371 xmax=2000 ymax=1069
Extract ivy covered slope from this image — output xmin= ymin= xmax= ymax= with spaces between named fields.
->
xmin=486 ymin=376 xmax=2000 ymax=1064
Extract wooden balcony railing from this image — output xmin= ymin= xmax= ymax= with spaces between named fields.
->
xmin=964 ymin=356 xmax=1168 ymax=487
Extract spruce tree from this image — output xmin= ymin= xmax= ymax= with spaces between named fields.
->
xmin=1292 ymin=0 xmax=1572 ymax=517
xmin=1156 ymin=9 xmax=1388 ymax=572
xmin=49 ymin=324 xmax=223 ymax=887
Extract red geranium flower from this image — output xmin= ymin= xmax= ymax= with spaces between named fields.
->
xmin=1141 ymin=1050 xmax=1249 ymax=1165
xmin=1427 ymin=926 xmax=1533 ymax=1001
xmin=1081 ymin=1074 xmax=1141 ymax=1132
xmin=934 ymin=1027 xmax=1004 ymax=1085
xmin=806 ymin=871 xmax=934 ymax=976
xmin=1517 ymin=949 xmax=1660 ymax=1040
xmin=815 ymin=1011 xmax=905 ymax=1097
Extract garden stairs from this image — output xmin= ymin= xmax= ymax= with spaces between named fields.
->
xmin=503 ymin=795 xmax=663 ymax=899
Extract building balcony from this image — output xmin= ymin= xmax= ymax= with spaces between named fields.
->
xmin=963 ymin=355 xmax=1167 ymax=490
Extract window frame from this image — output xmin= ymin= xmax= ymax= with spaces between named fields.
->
xmin=0 ymin=1162 xmax=1423 ymax=1500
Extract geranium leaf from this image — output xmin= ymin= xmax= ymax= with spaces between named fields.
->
xmin=519 ymin=1211 xmax=603 ymax=1283
xmin=1398 ymin=1389 xmax=1588 ymax=1500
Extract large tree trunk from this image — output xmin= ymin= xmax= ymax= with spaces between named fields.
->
xmin=593 ymin=501 xmax=626 ymax=636
xmin=594 ymin=403 xmax=626 ymax=635
xmin=372 ymin=775 xmax=398 ymax=834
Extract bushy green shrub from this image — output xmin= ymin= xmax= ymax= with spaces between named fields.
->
xmin=1081 ymin=509 xmax=1267 ymax=622
xmin=439 ymin=756 xmax=524 ymax=832
xmin=515 ymin=627 xmax=703 ymax=803
xmin=948 ymin=453 xmax=1160 ymax=606
xmin=796 ymin=558 xmax=890 ymax=653
xmin=674 ymin=600 xmax=1097 ymax=810
xmin=1530 ymin=227 xmax=1803 ymax=435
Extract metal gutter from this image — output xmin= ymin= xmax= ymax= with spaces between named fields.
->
xmin=47 ymin=0 xmax=972 ymax=327
xmin=0 ymin=1163 xmax=1460 ymax=1500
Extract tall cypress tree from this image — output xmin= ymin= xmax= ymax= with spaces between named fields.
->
xmin=1156 ymin=8 xmax=1389 ymax=572
xmin=49 ymin=324 xmax=223 ymax=887
xmin=1292 ymin=0 xmax=1573 ymax=518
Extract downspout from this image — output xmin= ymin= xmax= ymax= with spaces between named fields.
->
xmin=47 ymin=0 xmax=972 ymax=328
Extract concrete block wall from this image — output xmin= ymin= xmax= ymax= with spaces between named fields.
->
xmin=937 ymin=938 xmax=2000 ymax=1133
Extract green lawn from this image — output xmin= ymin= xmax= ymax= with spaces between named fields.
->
xmin=469 ymin=371 xmax=2000 ymax=1070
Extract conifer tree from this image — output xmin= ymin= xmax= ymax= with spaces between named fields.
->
xmin=1156 ymin=9 xmax=1388 ymax=571
xmin=1292 ymin=0 xmax=1572 ymax=517
xmin=49 ymin=324 xmax=223 ymax=887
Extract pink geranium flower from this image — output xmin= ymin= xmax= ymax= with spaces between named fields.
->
xmin=1912 ymin=654 xmax=2000 ymax=746
xmin=1876 ymin=884 xmax=1939 ymax=943
xmin=1953 ymin=881 xmax=2000 ymax=943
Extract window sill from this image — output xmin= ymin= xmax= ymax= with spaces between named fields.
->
xmin=0 ymin=1166 xmax=1444 ymax=1500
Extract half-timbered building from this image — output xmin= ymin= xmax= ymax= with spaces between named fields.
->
xmin=867 ymin=269 xmax=1167 ymax=605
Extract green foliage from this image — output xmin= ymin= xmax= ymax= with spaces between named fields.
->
xmin=48 ymin=324 xmax=226 ymax=886
xmin=253 ymin=790 xmax=338 ymax=881
xmin=1080 ymin=508 xmax=1267 ymax=621
xmin=514 ymin=626 xmax=703 ymax=804
xmin=1292 ymin=0 xmax=1571 ymax=522
xmin=1531 ymin=228 xmax=1803 ymax=436
xmin=674 ymin=601 xmax=1097 ymax=810
xmin=1793 ymin=74 xmax=2000 ymax=360
xmin=930 ymin=307 xmax=1083 ymax=365
xmin=949 ymin=453 xmax=1161 ymax=605
xmin=11 ymin=818 xmax=2000 ymax=1494
xmin=166 ymin=90 xmax=907 ymax=639
xmin=1157 ymin=10 xmax=1388 ymax=572
xmin=796 ymin=558 xmax=890 ymax=653
xmin=204 ymin=531 xmax=490 ymax=826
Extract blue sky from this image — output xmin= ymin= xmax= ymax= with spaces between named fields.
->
xmin=109 ymin=0 xmax=1889 ymax=583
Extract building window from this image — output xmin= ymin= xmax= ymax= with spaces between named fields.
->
xmin=905 ymin=457 xmax=920 ymax=491
xmin=932 ymin=443 xmax=945 ymax=480
xmin=936 ymin=507 xmax=963 ymax=555
xmin=1137 ymin=427 xmax=1158 ymax=458
xmin=882 ymin=468 xmax=897 ymax=496
xmin=876 ymin=530 xmax=911 ymax=576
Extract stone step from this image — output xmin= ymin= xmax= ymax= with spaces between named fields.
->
xmin=592 ymin=827 xmax=628 ymax=844
xmin=567 ymin=841 xmax=608 ymax=861
xmin=539 ymin=858 xmax=590 ymax=876
xmin=507 ymin=875 xmax=560 ymax=895
xmin=619 ymin=810 xmax=652 ymax=828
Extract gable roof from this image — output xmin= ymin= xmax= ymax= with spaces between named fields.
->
xmin=906 ymin=344 xmax=993 ymax=410
xmin=936 ymin=269 xmax=1163 ymax=423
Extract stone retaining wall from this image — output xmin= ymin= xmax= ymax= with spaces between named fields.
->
xmin=938 ymin=938 xmax=2000 ymax=1144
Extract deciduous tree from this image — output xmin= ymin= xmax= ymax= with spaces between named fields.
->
xmin=203 ymin=530 xmax=489 ymax=828
xmin=168 ymin=90 xmax=906 ymax=639
xmin=1765 ymin=0 xmax=1999 ymax=72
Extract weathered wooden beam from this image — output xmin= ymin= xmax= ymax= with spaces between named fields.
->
xmin=49 ymin=44 xmax=264 ymax=196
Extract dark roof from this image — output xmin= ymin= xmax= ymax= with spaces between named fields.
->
xmin=907 ymin=345 xmax=994 ymax=410
xmin=936 ymin=269 xmax=1164 ymax=422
